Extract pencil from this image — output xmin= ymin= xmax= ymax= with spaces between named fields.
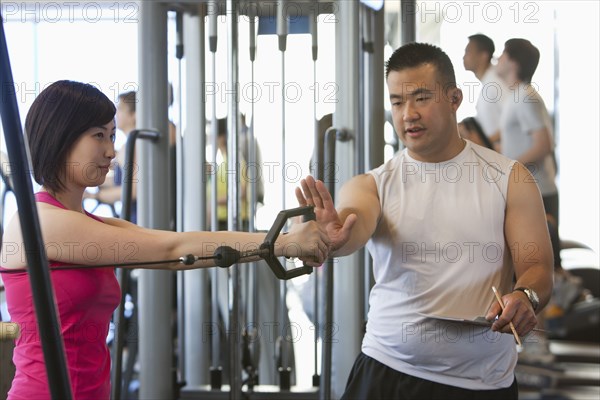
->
xmin=491 ymin=286 xmax=522 ymax=346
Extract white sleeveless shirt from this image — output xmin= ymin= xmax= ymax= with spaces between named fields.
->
xmin=363 ymin=140 xmax=518 ymax=390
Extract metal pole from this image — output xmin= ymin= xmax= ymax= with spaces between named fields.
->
xmin=276 ymin=2 xmax=292 ymax=389
xmin=174 ymin=10 xmax=188 ymax=392
xmin=137 ymin=2 xmax=172 ymax=398
xmin=333 ymin=1 xmax=363 ymax=397
xmin=0 ymin=16 xmax=72 ymax=400
xmin=111 ymin=129 xmax=159 ymax=400
xmin=226 ymin=1 xmax=242 ymax=398
xmin=364 ymin=6 xmax=385 ymax=317
xmin=400 ymin=0 xmax=416 ymax=45
xmin=208 ymin=1 xmax=222 ymax=388
xmin=320 ymin=127 xmax=338 ymax=400
xmin=246 ymin=4 xmax=260 ymax=388
xmin=182 ymin=6 xmax=210 ymax=387
xmin=309 ymin=3 xmax=320 ymax=388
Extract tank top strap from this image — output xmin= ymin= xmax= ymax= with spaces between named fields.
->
xmin=35 ymin=191 xmax=104 ymax=223
xmin=35 ymin=191 xmax=66 ymax=209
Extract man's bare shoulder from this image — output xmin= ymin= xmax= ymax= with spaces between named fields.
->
xmin=508 ymin=162 xmax=540 ymax=188
xmin=506 ymin=162 xmax=545 ymax=209
xmin=342 ymin=173 xmax=377 ymax=192
xmin=338 ymin=174 xmax=379 ymax=211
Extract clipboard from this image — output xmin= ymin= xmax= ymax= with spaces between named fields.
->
xmin=418 ymin=313 xmax=546 ymax=332
xmin=418 ymin=313 xmax=493 ymax=328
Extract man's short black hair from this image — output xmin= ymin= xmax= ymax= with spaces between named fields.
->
xmin=468 ymin=34 xmax=495 ymax=62
xmin=118 ymin=90 xmax=137 ymax=113
xmin=25 ymin=80 xmax=116 ymax=192
xmin=385 ymin=42 xmax=457 ymax=88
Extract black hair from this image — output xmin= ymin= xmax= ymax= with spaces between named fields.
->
xmin=217 ymin=117 xmax=227 ymax=138
xmin=468 ymin=34 xmax=495 ymax=62
xmin=385 ymin=42 xmax=456 ymax=88
xmin=118 ymin=90 xmax=137 ymax=114
xmin=25 ymin=80 xmax=116 ymax=192
xmin=504 ymin=38 xmax=540 ymax=84
xmin=460 ymin=117 xmax=493 ymax=150
xmin=217 ymin=116 xmax=250 ymax=138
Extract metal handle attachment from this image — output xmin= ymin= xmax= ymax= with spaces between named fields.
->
xmin=213 ymin=205 xmax=316 ymax=280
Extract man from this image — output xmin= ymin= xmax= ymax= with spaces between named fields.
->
xmin=88 ymin=91 xmax=138 ymax=221
xmin=297 ymin=43 xmax=553 ymax=399
xmin=496 ymin=38 xmax=559 ymax=229
xmin=463 ymin=33 xmax=507 ymax=141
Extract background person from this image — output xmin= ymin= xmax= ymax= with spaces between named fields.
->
xmin=463 ymin=33 xmax=507 ymax=143
xmin=458 ymin=116 xmax=494 ymax=150
xmin=496 ymin=38 xmax=559 ymax=229
xmin=86 ymin=90 xmax=138 ymax=221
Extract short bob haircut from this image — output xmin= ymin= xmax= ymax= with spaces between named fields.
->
xmin=25 ymin=80 xmax=116 ymax=193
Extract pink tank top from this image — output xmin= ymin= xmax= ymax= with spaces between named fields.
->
xmin=1 ymin=192 xmax=121 ymax=399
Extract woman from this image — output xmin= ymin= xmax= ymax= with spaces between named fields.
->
xmin=0 ymin=80 xmax=329 ymax=399
xmin=457 ymin=116 xmax=494 ymax=150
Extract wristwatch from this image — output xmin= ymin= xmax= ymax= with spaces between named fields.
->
xmin=514 ymin=287 xmax=540 ymax=312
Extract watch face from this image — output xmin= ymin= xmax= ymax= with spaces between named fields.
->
xmin=531 ymin=290 xmax=539 ymax=302
xmin=525 ymin=288 xmax=539 ymax=309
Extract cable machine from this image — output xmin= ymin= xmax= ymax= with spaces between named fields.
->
xmin=123 ymin=0 xmax=385 ymax=398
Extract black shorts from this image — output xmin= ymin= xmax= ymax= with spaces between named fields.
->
xmin=341 ymin=352 xmax=518 ymax=400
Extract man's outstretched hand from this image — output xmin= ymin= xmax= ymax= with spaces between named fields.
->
xmin=296 ymin=176 xmax=357 ymax=254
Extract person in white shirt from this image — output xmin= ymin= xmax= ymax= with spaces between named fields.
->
xmin=297 ymin=42 xmax=553 ymax=400
xmin=463 ymin=33 xmax=507 ymax=142
xmin=496 ymin=38 xmax=559 ymax=228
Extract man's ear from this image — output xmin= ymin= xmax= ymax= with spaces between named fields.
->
xmin=449 ymin=88 xmax=463 ymax=108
